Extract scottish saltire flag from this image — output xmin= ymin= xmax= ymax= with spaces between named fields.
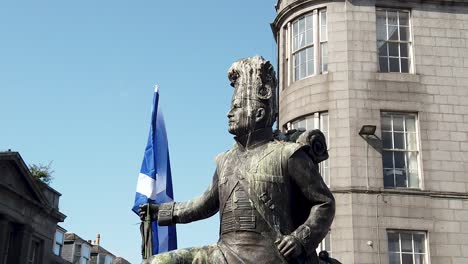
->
xmin=133 ymin=85 xmax=177 ymax=255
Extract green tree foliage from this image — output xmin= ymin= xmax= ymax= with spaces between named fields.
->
xmin=29 ymin=162 xmax=54 ymax=185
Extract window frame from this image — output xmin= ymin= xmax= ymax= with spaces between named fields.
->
xmin=289 ymin=8 xmax=328 ymax=82
xmin=387 ymin=230 xmax=428 ymax=264
xmin=80 ymin=244 xmax=91 ymax=264
xmin=53 ymin=230 xmax=65 ymax=256
xmin=316 ymin=231 xmax=332 ymax=256
xmin=381 ymin=112 xmax=422 ymax=189
xmin=376 ymin=8 xmax=414 ymax=73
xmin=288 ymin=112 xmax=330 ymax=185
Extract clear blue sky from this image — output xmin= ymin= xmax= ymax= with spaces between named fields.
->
xmin=0 ymin=1 xmax=277 ymax=262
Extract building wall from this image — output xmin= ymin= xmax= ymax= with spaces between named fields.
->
xmin=0 ymin=154 xmax=66 ymax=264
xmin=273 ymin=0 xmax=468 ymax=263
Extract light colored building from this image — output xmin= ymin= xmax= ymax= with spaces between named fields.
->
xmin=271 ymin=0 xmax=468 ymax=263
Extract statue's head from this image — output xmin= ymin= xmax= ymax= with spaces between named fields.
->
xmin=226 ymin=56 xmax=277 ymax=136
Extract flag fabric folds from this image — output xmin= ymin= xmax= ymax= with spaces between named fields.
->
xmin=133 ymin=85 xmax=177 ymax=255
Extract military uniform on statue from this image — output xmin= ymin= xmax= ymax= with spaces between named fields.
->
xmin=139 ymin=56 xmax=335 ymax=264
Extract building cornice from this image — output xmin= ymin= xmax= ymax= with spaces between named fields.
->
xmin=273 ymin=0 xmax=468 ymax=36
xmin=331 ymin=186 xmax=468 ymax=199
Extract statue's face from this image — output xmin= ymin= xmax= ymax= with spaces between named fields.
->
xmin=227 ymin=98 xmax=257 ymax=136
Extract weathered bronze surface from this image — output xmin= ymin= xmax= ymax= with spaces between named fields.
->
xmin=139 ymin=56 xmax=335 ymax=264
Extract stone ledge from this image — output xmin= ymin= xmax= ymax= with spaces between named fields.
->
xmin=331 ymin=186 xmax=468 ymax=199
xmin=375 ymin=72 xmax=421 ymax=83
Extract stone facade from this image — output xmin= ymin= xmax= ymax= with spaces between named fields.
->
xmin=272 ymin=0 xmax=468 ymax=263
xmin=0 ymin=151 xmax=67 ymax=264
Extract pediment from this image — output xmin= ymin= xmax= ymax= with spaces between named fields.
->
xmin=0 ymin=152 xmax=48 ymax=207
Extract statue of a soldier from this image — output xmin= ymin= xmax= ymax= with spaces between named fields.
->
xmin=139 ymin=56 xmax=335 ymax=264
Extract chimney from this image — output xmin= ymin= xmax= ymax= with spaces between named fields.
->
xmin=96 ymin=234 xmax=101 ymax=246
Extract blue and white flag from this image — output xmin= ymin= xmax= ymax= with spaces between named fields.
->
xmin=133 ymin=85 xmax=177 ymax=255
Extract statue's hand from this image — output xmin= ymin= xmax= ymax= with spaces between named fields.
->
xmin=138 ymin=203 xmax=159 ymax=221
xmin=277 ymin=235 xmax=303 ymax=259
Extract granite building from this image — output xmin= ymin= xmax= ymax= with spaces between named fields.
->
xmin=271 ymin=0 xmax=468 ymax=263
xmin=0 ymin=151 xmax=67 ymax=263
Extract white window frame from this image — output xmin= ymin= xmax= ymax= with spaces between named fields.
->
xmin=316 ymin=231 xmax=332 ymax=256
xmin=52 ymin=230 xmax=65 ymax=256
xmin=387 ymin=230 xmax=428 ymax=264
xmin=376 ymin=8 xmax=413 ymax=73
xmin=381 ymin=112 xmax=421 ymax=189
xmin=290 ymin=8 xmax=327 ymax=82
xmin=289 ymin=112 xmax=330 ymax=185
xmin=80 ymin=244 xmax=91 ymax=264
xmin=319 ymin=9 xmax=328 ymax=74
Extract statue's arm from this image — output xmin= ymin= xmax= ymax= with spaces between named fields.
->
xmin=288 ymin=149 xmax=335 ymax=249
xmin=158 ymin=171 xmax=220 ymax=225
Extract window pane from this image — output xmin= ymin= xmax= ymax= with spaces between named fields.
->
xmin=395 ymin=169 xmax=408 ymax=187
xmin=401 ymin=233 xmax=413 ymax=252
xmin=299 ymin=32 xmax=306 ymax=48
xmin=395 ymin=169 xmax=407 ymax=187
xmin=394 ymin=151 xmax=405 ymax=167
xmin=307 ymin=58 xmax=314 ymax=76
xmin=321 ymin=11 xmax=327 ymax=26
xmin=383 ymin=151 xmax=394 ymax=168
xmin=55 ymin=232 xmax=64 ymax=243
xmin=390 ymin=58 xmax=400 ymax=72
xmin=377 ymin=25 xmax=387 ymax=41
xmin=415 ymin=254 xmax=425 ymax=264
xmin=306 ymin=48 xmax=314 ymax=76
xmin=384 ymin=169 xmax=395 ymax=187
xmin=305 ymin=15 xmax=313 ymax=30
xmin=400 ymin=26 xmax=409 ymax=41
xmin=406 ymin=116 xmax=416 ymax=132
xmin=376 ymin=10 xmax=387 ymax=26
xmin=379 ymin=57 xmax=389 ymax=72
xmin=388 ymin=11 xmax=398 ymax=25
xmin=394 ymin=132 xmax=405 ymax=149
xmin=321 ymin=43 xmax=328 ymax=73
xmin=408 ymin=169 xmax=419 ymax=188
xmin=300 ymin=51 xmax=306 ymax=79
xmin=306 ymin=29 xmax=313 ymax=45
xmin=389 ymin=42 xmax=399 ymax=57
xmin=402 ymin=253 xmax=414 ymax=264
xmin=400 ymin=43 xmax=408 ymax=57
xmin=293 ymin=20 xmax=298 ymax=34
xmin=399 ymin=12 xmax=409 ymax=26
xmin=53 ymin=244 xmax=60 ymax=256
xmin=294 ymin=65 xmax=300 ymax=81
xmin=388 ymin=233 xmax=400 ymax=252
xmin=299 ymin=18 xmax=305 ymax=33
xmin=382 ymin=132 xmax=393 ymax=148
xmin=389 ymin=253 xmax=400 ymax=264
xmin=389 ymin=25 xmax=399 ymax=40
xmin=378 ymin=41 xmax=388 ymax=56
xmin=401 ymin=58 xmax=409 ymax=73
xmin=393 ymin=116 xmax=404 ymax=131
xmin=382 ymin=115 xmax=392 ymax=131
xmin=406 ymin=133 xmax=417 ymax=150
xmin=413 ymin=234 xmax=425 ymax=253
xmin=293 ymin=36 xmax=298 ymax=51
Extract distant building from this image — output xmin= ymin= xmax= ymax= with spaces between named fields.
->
xmin=90 ymin=234 xmax=115 ymax=264
xmin=114 ymin=257 xmax=131 ymax=264
xmin=271 ymin=0 xmax=468 ymax=263
xmin=62 ymin=233 xmax=93 ymax=264
xmin=0 ymin=151 xmax=66 ymax=264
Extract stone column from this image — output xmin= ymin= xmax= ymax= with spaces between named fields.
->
xmin=16 ymin=224 xmax=33 ymax=264
xmin=0 ymin=217 xmax=10 ymax=263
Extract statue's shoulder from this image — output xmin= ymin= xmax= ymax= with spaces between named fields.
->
xmin=264 ymin=140 xmax=306 ymax=161
xmin=214 ymin=144 xmax=237 ymax=167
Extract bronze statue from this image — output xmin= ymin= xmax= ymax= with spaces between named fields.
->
xmin=139 ymin=56 xmax=335 ymax=264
